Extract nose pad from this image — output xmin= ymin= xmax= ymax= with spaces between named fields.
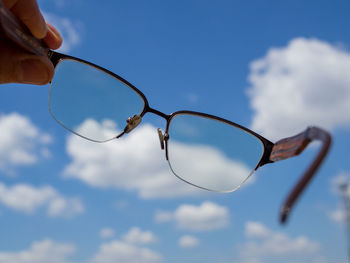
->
xmin=116 ymin=115 xmax=142 ymax=139
xmin=124 ymin=115 xmax=142 ymax=133
xmin=157 ymin=128 xmax=165 ymax=150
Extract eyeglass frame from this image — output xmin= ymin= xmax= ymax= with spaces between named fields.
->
xmin=0 ymin=0 xmax=332 ymax=224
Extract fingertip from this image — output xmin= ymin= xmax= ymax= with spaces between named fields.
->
xmin=44 ymin=22 xmax=63 ymax=50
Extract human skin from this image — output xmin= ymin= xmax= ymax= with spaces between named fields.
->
xmin=0 ymin=0 xmax=62 ymax=84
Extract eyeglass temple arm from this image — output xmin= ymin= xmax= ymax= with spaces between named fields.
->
xmin=269 ymin=126 xmax=332 ymax=224
xmin=0 ymin=0 xmax=49 ymax=56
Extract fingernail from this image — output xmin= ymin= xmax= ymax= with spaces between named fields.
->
xmin=19 ymin=59 xmax=50 ymax=84
xmin=42 ymin=21 xmax=48 ymax=38
xmin=47 ymin=23 xmax=62 ymax=43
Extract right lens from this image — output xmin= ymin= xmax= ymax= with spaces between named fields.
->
xmin=49 ymin=59 xmax=145 ymax=142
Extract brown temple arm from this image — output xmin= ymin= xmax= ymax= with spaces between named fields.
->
xmin=270 ymin=126 xmax=332 ymax=224
xmin=0 ymin=0 xmax=48 ymax=56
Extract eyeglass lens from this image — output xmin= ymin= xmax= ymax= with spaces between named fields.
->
xmin=49 ymin=59 xmax=145 ymax=142
xmin=167 ymin=114 xmax=264 ymax=192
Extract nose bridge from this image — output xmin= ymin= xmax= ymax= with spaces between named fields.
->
xmin=146 ymin=107 xmax=170 ymax=121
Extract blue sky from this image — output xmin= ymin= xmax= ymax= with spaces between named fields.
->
xmin=0 ymin=0 xmax=350 ymax=262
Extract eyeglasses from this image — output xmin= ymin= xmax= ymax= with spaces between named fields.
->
xmin=0 ymin=1 xmax=332 ymax=224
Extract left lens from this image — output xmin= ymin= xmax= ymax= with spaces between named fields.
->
xmin=167 ymin=113 xmax=264 ymax=192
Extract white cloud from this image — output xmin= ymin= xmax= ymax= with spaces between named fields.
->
xmin=93 ymin=227 xmax=161 ymax=263
xmin=178 ymin=235 xmax=199 ymax=248
xmin=0 ymin=239 xmax=76 ymax=263
xmin=47 ymin=196 xmax=84 ymax=218
xmin=0 ymin=235 xmax=161 ymax=263
xmin=63 ymin=121 xmax=204 ymax=198
xmin=155 ymin=201 xmax=230 ymax=231
xmin=0 ymin=182 xmax=84 ymax=218
xmin=91 ymin=240 xmax=162 ymax=263
xmin=245 ymin=221 xmax=270 ymax=238
xmin=100 ymin=228 xmax=115 ymax=239
xmin=0 ymin=113 xmax=52 ymax=174
xmin=0 ymin=229 xmax=161 ymax=263
xmin=328 ymin=172 xmax=350 ymax=223
xmin=237 ymin=221 xmax=320 ymax=263
xmin=329 ymin=209 xmax=345 ymax=223
xmin=43 ymin=12 xmax=82 ymax=52
xmin=63 ymin=120 xmax=253 ymax=198
xmin=123 ymin=227 xmax=157 ymax=245
xmin=168 ymin=139 xmax=254 ymax=192
xmin=248 ymin=37 xmax=350 ymax=140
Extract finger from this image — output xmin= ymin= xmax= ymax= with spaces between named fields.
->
xmin=7 ymin=0 xmax=47 ymax=39
xmin=0 ymin=38 xmax=54 ymax=84
xmin=43 ymin=22 xmax=63 ymax=50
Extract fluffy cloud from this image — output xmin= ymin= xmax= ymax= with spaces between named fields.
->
xmin=248 ymin=38 xmax=350 ymax=140
xmin=0 ymin=228 xmax=161 ymax=263
xmin=245 ymin=221 xmax=270 ymax=238
xmin=63 ymin=121 xmax=210 ymax=198
xmin=0 ymin=113 xmax=52 ymax=174
xmin=0 ymin=239 xmax=76 ymax=263
xmin=64 ymin=120 xmax=254 ymax=198
xmin=329 ymin=209 xmax=345 ymax=223
xmin=43 ymin=12 xmax=81 ymax=52
xmin=178 ymin=235 xmax=200 ymax=248
xmin=92 ymin=227 xmax=161 ymax=263
xmin=155 ymin=201 xmax=230 ymax=231
xmin=91 ymin=241 xmax=161 ymax=263
xmin=237 ymin=221 xmax=320 ymax=263
xmin=0 ymin=182 xmax=84 ymax=218
xmin=122 ymin=227 xmax=157 ymax=245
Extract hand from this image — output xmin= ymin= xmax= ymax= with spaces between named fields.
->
xmin=0 ymin=0 xmax=62 ymax=84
